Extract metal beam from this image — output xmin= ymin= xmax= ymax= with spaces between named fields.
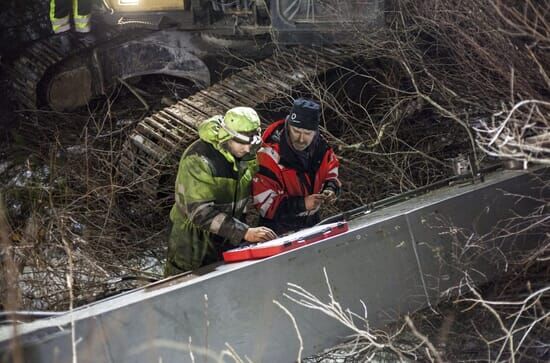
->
xmin=0 ymin=168 xmax=547 ymax=363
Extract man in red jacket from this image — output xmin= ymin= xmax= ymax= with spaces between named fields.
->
xmin=252 ymin=98 xmax=341 ymax=235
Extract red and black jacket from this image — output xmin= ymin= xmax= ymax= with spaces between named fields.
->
xmin=252 ymin=119 xmax=340 ymax=234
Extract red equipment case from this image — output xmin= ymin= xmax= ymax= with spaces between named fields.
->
xmin=223 ymin=221 xmax=349 ymax=263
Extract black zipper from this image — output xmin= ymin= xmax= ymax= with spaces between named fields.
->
xmin=297 ymin=171 xmax=313 ymax=195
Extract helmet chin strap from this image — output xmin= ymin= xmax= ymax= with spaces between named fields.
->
xmin=218 ymin=117 xmax=261 ymax=145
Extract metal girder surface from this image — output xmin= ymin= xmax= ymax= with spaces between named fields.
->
xmin=0 ymin=168 xmax=547 ymax=363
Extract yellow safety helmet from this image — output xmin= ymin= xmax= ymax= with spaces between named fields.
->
xmin=218 ymin=107 xmax=262 ymax=145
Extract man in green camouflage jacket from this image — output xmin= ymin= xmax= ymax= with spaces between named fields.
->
xmin=165 ymin=107 xmax=277 ymax=276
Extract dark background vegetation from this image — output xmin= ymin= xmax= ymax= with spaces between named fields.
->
xmin=0 ymin=0 xmax=548 ymax=361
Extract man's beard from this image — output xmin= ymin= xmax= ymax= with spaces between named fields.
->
xmin=292 ymin=141 xmax=309 ymax=151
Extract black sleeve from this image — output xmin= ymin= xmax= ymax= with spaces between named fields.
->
xmin=273 ymin=196 xmax=306 ymax=220
xmin=323 ymin=180 xmax=341 ymax=196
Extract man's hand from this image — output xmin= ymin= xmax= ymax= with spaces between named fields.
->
xmin=321 ymin=189 xmax=337 ymax=203
xmin=244 ymin=227 xmax=277 ymax=243
xmin=305 ymin=194 xmax=325 ymax=211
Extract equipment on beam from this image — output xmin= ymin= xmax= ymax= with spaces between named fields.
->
xmin=223 ymin=222 xmax=349 ymax=262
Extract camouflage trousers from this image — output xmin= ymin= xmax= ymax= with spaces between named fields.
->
xmin=164 ymin=218 xmax=227 ymax=277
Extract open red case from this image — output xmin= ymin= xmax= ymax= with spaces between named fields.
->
xmin=223 ymin=221 xmax=349 ymax=263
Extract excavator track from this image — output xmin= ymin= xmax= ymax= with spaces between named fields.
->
xmin=5 ymin=34 xmax=89 ymax=110
xmin=120 ymin=46 xmax=351 ymax=200
xmin=3 ymin=30 xmax=119 ymax=111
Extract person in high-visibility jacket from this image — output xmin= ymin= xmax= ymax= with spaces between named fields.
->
xmin=165 ymin=107 xmax=277 ymax=276
xmin=50 ymin=0 xmax=92 ymax=34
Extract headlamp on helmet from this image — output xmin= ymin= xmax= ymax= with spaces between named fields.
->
xmin=217 ymin=106 xmax=262 ymax=146
xmin=218 ymin=118 xmax=262 ymax=145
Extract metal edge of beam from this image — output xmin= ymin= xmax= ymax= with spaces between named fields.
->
xmin=0 ymin=168 xmax=547 ymax=363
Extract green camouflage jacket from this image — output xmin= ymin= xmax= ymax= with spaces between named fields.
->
xmin=166 ymin=116 xmax=258 ymax=272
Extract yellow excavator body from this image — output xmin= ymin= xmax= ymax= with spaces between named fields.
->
xmin=106 ymin=0 xmax=187 ymax=12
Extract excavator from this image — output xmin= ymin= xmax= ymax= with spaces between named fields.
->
xmin=7 ymin=0 xmax=385 ymax=112
xmin=5 ymin=0 xmax=385 ymax=202
xmin=55 ymin=1 xmax=378 ymax=108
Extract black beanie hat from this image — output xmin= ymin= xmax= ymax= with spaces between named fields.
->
xmin=287 ymin=98 xmax=320 ymax=131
